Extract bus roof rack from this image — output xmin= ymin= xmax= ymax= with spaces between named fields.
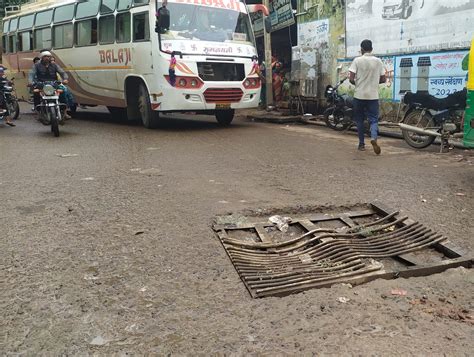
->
xmin=5 ymin=5 xmax=22 ymax=16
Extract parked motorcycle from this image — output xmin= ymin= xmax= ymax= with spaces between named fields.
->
xmin=0 ymin=77 xmax=20 ymax=121
xmin=33 ymin=81 xmax=68 ymax=137
xmin=323 ymin=78 xmax=353 ymax=131
xmin=399 ymin=88 xmax=466 ymax=150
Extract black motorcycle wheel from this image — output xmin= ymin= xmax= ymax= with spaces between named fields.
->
xmin=49 ymin=107 xmax=60 ymax=137
xmin=7 ymin=97 xmax=20 ymax=120
xmin=402 ymin=110 xmax=437 ymax=149
xmin=323 ymin=107 xmax=351 ymax=131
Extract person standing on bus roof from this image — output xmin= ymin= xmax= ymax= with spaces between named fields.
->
xmin=28 ymin=51 xmax=69 ymax=115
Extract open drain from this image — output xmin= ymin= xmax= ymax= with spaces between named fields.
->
xmin=213 ymin=203 xmax=472 ymax=298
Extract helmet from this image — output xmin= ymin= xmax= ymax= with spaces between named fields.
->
xmin=40 ymin=51 xmax=52 ymax=58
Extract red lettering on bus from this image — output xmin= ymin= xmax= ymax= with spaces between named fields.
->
xmin=118 ymin=49 xmax=124 ymax=63
xmin=98 ymin=48 xmax=131 ymax=65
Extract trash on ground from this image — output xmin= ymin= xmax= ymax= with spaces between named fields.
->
xmin=391 ymin=288 xmax=408 ymax=296
xmin=57 ymin=153 xmax=79 ymax=158
xmin=455 ymin=192 xmax=466 ymax=196
xmin=299 ymin=253 xmax=312 ymax=264
xmin=81 ymin=177 xmax=95 ymax=181
xmin=90 ymin=336 xmax=107 ymax=346
xmin=269 ymin=215 xmax=292 ymax=232
xmin=338 ymin=296 xmax=350 ymax=303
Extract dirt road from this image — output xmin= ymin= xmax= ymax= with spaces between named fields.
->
xmin=1 ymin=107 xmax=472 ymax=355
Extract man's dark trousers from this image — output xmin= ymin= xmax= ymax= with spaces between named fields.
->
xmin=352 ymin=98 xmax=379 ymax=146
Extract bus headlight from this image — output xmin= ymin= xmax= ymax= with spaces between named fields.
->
xmin=164 ymin=75 xmax=203 ymax=89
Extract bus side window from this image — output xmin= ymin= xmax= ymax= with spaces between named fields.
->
xmin=1 ymin=35 xmax=7 ymax=53
xmin=133 ymin=12 xmax=149 ymax=42
xmin=99 ymin=15 xmax=115 ymax=44
xmin=8 ymin=34 xmax=17 ymax=53
xmin=116 ymin=12 xmax=131 ymax=43
xmin=34 ymin=27 xmax=52 ymax=50
xmin=117 ymin=0 xmax=132 ymax=12
xmin=18 ymin=31 xmax=33 ymax=52
xmin=53 ymin=24 xmax=73 ymax=49
xmin=76 ymin=19 xmax=98 ymax=47
xmin=101 ymin=0 xmax=116 ymax=14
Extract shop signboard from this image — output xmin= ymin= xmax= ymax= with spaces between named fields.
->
xmin=251 ymin=0 xmax=295 ymax=37
xmin=346 ymin=1 xmax=474 ymax=57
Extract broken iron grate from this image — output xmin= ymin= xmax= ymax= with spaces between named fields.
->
xmin=213 ymin=203 xmax=472 ymax=298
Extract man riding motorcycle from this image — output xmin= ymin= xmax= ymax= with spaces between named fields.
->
xmin=28 ymin=50 xmax=70 ymax=119
xmin=0 ymin=66 xmax=16 ymax=126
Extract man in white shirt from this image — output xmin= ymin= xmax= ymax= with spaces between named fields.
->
xmin=349 ymin=39 xmax=386 ymax=154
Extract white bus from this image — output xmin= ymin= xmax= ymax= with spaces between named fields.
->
xmin=1 ymin=0 xmax=266 ymax=127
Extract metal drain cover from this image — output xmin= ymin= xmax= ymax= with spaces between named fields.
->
xmin=213 ymin=203 xmax=472 ymax=298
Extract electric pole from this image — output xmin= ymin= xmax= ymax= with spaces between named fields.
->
xmin=262 ymin=0 xmax=273 ymax=109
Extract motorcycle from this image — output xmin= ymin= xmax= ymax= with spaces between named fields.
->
xmin=323 ymin=78 xmax=353 ymax=131
xmin=399 ymin=88 xmax=466 ymax=151
xmin=0 ymin=77 xmax=20 ymax=121
xmin=33 ymin=81 xmax=68 ymax=137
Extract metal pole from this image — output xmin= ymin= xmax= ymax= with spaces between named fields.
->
xmin=262 ymin=0 xmax=273 ymax=109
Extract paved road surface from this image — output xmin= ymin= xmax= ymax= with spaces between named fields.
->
xmin=1 ymin=106 xmax=473 ymax=354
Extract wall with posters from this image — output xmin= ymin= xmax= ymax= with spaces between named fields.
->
xmin=296 ymin=0 xmax=345 ymax=99
xmin=346 ymin=0 xmax=474 ymax=57
xmin=393 ymin=51 xmax=469 ymax=100
xmin=336 ymin=50 xmax=470 ymax=120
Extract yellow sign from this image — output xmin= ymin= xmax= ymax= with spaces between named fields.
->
xmin=468 ymin=38 xmax=474 ymax=90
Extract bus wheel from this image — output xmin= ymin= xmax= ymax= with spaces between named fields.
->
xmin=215 ymin=109 xmax=234 ymax=126
xmin=138 ymin=83 xmax=159 ymax=129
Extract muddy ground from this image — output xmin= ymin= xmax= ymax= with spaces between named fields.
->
xmin=1 ymin=105 xmax=473 ymax=355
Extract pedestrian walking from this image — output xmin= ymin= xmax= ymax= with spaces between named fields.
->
xmin=349 ymin=39 xmax=386 ymax=154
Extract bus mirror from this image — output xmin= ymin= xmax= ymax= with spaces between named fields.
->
xmin=155 ymin=6 xmax=170 ymax=33
xmin=264 ymin=17 xmax=272 ymax=34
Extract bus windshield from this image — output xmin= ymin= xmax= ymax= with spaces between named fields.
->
xmin=158 ymin=2 xmax=254 ymax=46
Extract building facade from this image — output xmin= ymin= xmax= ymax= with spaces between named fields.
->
xmin=294 ymin=0 xmax=473 ymax=119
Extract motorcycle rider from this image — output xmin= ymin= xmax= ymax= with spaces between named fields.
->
xmin=0 ymin=66 xmax=15 ymax=126
xmin=28 ymin=50 xmax=69 ymax=119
